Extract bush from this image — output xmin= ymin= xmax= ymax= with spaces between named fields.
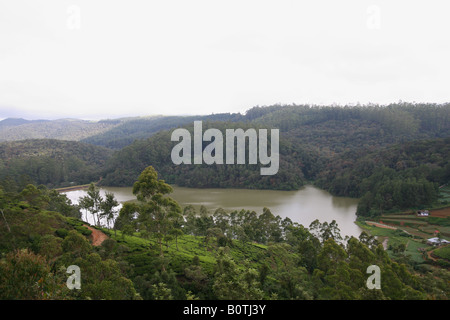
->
xmin=436 ymin=259 xmax=450 ymax=268
xmin=75 ymin=226 xmax=92 ymax=236
xmin=433 ymin=246 xmax=450 ymax=260
xmin=55 ymin=228 xmax=69 ymax=238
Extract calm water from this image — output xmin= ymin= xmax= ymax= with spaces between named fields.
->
xmin=64 ymin=185 xmax=363 ymax=238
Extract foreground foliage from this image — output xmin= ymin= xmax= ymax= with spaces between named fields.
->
xmin=1 ymin=169 xmax=448 ymax=300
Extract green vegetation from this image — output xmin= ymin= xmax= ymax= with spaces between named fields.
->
xmin=2 ymin=103 xmax=450 ymax=216
xmin=100 ymin=122 xmax=306 ymax=190
xmin=1 ymin=167 xmax=449 ymax=300
xmin=433 ymin=246 xmax=450 ymax=260
xmin=439 ymin=184 xmax=450 ymax=205
xmin=1 ymin=103 xmax=450 ymax=300
xmin=98 ymin=103 xmax=450 ymax=216
xmin=0 ymin=139 xmax=113 ymax=189
xmin=81 ymin=113 xmax=243 ymax=149
xmin=356 ymin=217 xmax=450 ymax=268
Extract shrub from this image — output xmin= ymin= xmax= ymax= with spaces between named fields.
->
xmin=55 ymin=228 xmax=69 ymax=238
xmin=75 ymin=226 xmax=92 ymax=236
xmin=433 ymin=246 xmax=450 ymax=260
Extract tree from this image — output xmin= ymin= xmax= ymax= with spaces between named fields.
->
xmin=61 ymin=230 xmax=92 ymax=259
xmin=46 ymin=189 xmax=81 ymax=219
xmin=115 ymin=202 xmax=138 ymax=239
xmin=170 ymin=214 xmax=184 ymax=251
xmin=131 ymin=166 xmax=182 ymax=265
xmin=20 ymin=184 xmax=49 ymax=209
xmin=72 ymin=252 xmax=139 ymax=300
xmin=0 ymin=188 xmax=11 ymax=233
xmin=309 ymin=219 xmax=343 ymax=243
xmin=100 ymin=191 xmax=119 ymax=230
xmin=264 ymin=243 xmax=313 ymax=299
xmin=182 ymin=205 xmax=197 ymax=235
xmin=79 ymin=183 xmax=102 ymax=226
xmin=184 ymin=257 xmax=208 ymax=295
xmin=0 ymin=249 xmax=70 ymax=300
xmin=212 ymin=248 xmax=264 ymax=300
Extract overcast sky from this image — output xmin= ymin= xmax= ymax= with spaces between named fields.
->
xmin=1 ymin=0 xmax=449 ymax=120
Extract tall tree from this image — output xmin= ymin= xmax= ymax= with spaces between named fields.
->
xmin=100 ymin=191 xmax=119 ymax=230
xmin=132 ymin=166 xmax=182 ymax=265
xmin=79 ymin=183 xmax=102 ymax=226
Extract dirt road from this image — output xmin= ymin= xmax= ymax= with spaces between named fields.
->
xmin=366 ymin=221 xmax=397 ymax=229
xmin=83 ymin=225 xmax=109 ymax=246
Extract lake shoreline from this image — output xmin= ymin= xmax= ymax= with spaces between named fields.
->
xmin=64 ymin=184 xmax=363 ymax=239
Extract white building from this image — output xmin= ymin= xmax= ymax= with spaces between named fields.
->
xmin=427 ymin=237 xmax=450 ymax=246
xmin=417 ymin=210 xmax=429 ymax=217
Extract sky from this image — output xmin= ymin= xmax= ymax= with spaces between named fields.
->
xmin=1 ymin=0 xmax=449 ymax=120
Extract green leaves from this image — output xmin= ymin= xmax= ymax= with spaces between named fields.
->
xmin=120 ymin=166 xmax=182 ymax=262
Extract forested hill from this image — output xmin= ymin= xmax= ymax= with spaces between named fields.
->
xmin=80 ymin=113 xmax=243 ymax=149
xmin=100 ymin=103 xmax=450 ymax=185
xmin=1 ymin=103 xmax=449 ymax=215
xmin=95 ymin=103 xmax=450 ymax=216
xmin=100 ymin=123 xmax=309 ymax=190
xmin=0 ymin=139 xmax=113 ymax=190
xmin=0 ymin=118 xmax=119 ymax=142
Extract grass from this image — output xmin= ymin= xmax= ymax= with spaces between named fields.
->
xmin=405 ymin=240 xmax=429 ymax=264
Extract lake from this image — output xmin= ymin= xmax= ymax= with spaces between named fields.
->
xmin=64 ymin=185 xmax=363 ymax=238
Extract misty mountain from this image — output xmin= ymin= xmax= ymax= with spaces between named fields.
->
xmin=80 ymin=113 xmax=244 ymax=149
xmin=0 ymin=118 xmax=120 ymax=142
xmin=0 ymin=118 xmax=49 ymax=129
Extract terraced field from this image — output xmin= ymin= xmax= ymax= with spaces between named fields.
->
xmin=359 ymin=206 xmax=450 ymax=266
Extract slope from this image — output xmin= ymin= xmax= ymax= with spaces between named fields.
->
xmin=0 ymin=139 xmax=114 ymax=189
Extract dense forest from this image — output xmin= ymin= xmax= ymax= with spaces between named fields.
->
xmin=98 ymin=103 xmax=450 ymax=216
xmin=1 ymin=103 xmax=449 ymax=220
xmin=1 ymin=102 xmax=450 ymax=301
xmin=1 ymin=167 xmax=448 ymax=300
xmin=81 ymin=113 xmax=243 ymax=150
xmin=0 ymin=140 xmax=113 ymax=190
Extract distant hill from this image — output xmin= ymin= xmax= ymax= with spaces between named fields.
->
xmin=0 ymin=118 xmax=120 ymax=142
xmin=0 ymin=114 xmax=244 ymax=149
xmin=0 ymin=139 xmax=114 ymax=189
xmin=0 ymin=118 xmax=39 ymax=128
xmin=81 ymin=113 xmax=243 ymax=149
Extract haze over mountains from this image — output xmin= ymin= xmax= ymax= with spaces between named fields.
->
xmin=0 ymin=117 xmax=118 ymax=142
xmin=0 ymin=113 xmax=242 ymax=148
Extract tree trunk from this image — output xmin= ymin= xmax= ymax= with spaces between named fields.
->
xmin=1 ymin=209 xmax=11 ymax=232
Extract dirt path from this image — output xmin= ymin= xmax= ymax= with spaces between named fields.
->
xmin=366 ymin=221 xmax=397 ymax=230
xmin=427 ymin=249 xmax=438 ymax=261
xmin=83 ymin=225 xmax=109 ymax=246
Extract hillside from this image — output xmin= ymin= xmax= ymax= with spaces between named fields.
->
xmin=0 ymin=139 xmax=113 ymax=189
xmin=100 ymin=103 xmax=450 ymax=182
xmin=1 ymin=103 xmax=449 ymax=216
xmin=100 ymin=122 xmax=308 ymax=190
xmin=1 ymin=171 xmax=448 ymax=300
xmin=81 ymin=113 xmax=244 ymax=149
xmin=0 ymin=118 xmax=120 ymax=142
